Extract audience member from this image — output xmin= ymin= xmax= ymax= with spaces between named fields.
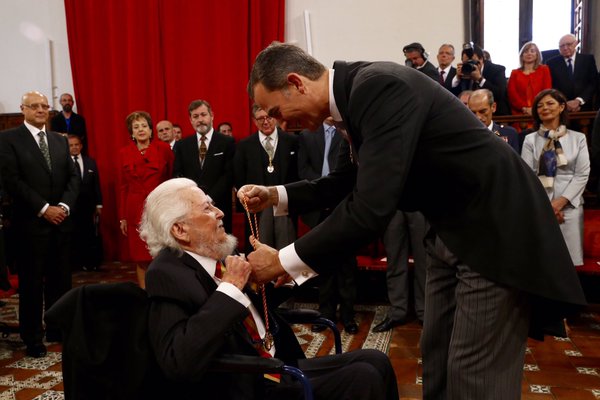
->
xmin=156 ymin=120 xmax=176 ymax=150
xmin=234 ymin=105 xmax=298 ymax=255
xmin=0 ymin=91 xmax=80 ymax=357
xmin=521 ymin=89 xmax=590 ymax=266
xmin=50 ymin=93 xmax=88 ymax=151
xmin=68 ymin=135 xmax=103 ymax=271
xmin=297 ymin=117 xmax=358 ymax=334
xmin=217 ymin=122 xmax=234 ymax=137
xmin=437 ymin=43 xmax=457 ymax=91
xmin=507 ymin=42 xmax=552 ymax=128
xmin=239 ymin=42 xmax=586 ymax=400
xmin=373 ymin=211 xmax=427 ymax=332
xmin=547 ymin=34 xmax=598 ymax=112
xmin=403 ymin=42 xmax=439 ymax=81
xmin=139 ymin=178 xmax=398 ymax=400
xmin=468 ymin=89 xmax=520 ymax=152
xmin=172 ymin=124 xmax=183 ymax=141
xmin=118 ymin=111 xmax=173 ymax=288
xmin=454 ymin=43 xmax=510 ymax=115
xmin=173 ymin=100 xmax=235 ymax=233
xmin=591 ymin=108 xmax=600 ymax=198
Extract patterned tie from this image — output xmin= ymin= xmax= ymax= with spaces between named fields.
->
xmin=73 ymin=155 xmax=82 ymax=178
xmin=567 ymin=58 xmax=574 ymax=80
xmin=264 ymin=136 xmax=274 ymax=159
xmin=322 ymin=126 xmax=334 ymax=176
xmin=214 ymin=261 xmax=280 ymax=383
xmin=199 ymin=134 xmax=207 ymax=167
xmin=38 ymin=131 xmax=52 ymax=170
xmin=439 ymin=70 xmax=445 ymax=84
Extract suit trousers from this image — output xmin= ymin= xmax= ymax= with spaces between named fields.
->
xmin=264 ymin=349 xmax=399 ymax=400
xmin=257 ymin=207 xmax=296 ymax=250
xmin=420 ymin=234 xmax=530 ymax=400
xmin=316 ymin=252 xmax=357 ymax=323
xmin=18 ymin=229 xmax=72 ymax=344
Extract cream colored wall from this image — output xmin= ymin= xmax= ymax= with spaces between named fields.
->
xmin=285 ymin=0 xmax=465 ymax=68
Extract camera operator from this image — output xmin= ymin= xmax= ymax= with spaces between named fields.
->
xmin=452 ymin=43 xmax=510 ymax=115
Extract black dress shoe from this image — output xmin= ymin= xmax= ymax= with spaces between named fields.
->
xmin=26 ymin=343 xmax=47 ymax=358
xmin=311 ymin=323 xmax=328 ymax=333
xmin=372 ymin=317 xmax=406 ymax=333
xmin=344 ymin=321 xmax=359 ymax=335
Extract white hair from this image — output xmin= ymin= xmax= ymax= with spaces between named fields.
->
xmin=139 ymin=178 xmax=198 ymax=257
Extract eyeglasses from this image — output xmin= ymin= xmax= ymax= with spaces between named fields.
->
xmin=559 ymin=41 xmax=576 ymax=48
xmin=255 ymin=116 xmax=273 ymax=124
xmin=22 ymin=103 xmax=51 ymax=111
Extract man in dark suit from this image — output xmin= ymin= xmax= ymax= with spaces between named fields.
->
xmin=453 ymin=44 xmax=510 ymax=115
xmin=50 ymin=93 xmax=87 ymax=150
xmin=297 ymin=118 xmax=358 ymax=334
xmin=436 ymin=43 xmax=457 ymax=91
xmin=403 ymin=42 xmax=439 ymax=81
xmin=547 ymin=34 xmax=598 ymax=113
xmin=173 ymin=99 xmax=235 ymax=232
xmin=139 ymin=178 xmax=398 ymax=400
xmin=468 ymin=89 xmax=520 ymax=153
xmin=68 ymin=135 xmax=103 ymax=270
xmin=0 ymin=91 xmax=80 ymax=357
xmin=239 ymin=42 xmax=586 ymax=399
xmin=234 ymin=105 xmax=298 ymax=255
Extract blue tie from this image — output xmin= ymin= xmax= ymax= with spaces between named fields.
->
xmin=321 ymin=126 xmax=335 ymax=176
xmin=567 ymin=58 xmax=574 ymax=80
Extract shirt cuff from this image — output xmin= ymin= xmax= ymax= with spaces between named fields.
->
xmin=217 ymin=282 xmax=251 ymax=307
xmin=279 ymin=243 xmax=317 ymax=285
xmin=96 ymin=205 xmax=103 ymax=209
xmin=38 ymin=203 xmax=49 ymax=217
xmin=478 ymin=78 xmax=486 ymax=87
xmin=58 ymin=202 xmax=70 ymax=215
xmin=273 ymin=185 xmax=289 ymax=216
xmin=576 ymin=97 xmax=585 ymax=105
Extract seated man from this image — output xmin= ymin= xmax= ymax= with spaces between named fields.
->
xmin=139 ymin=178 xmax=398 ymax=400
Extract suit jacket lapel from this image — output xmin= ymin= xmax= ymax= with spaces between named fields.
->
xmin=20 ymin=126 xmax=51 ymax=174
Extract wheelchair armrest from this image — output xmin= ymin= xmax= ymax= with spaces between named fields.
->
xmin=276 ymin=308 xmax=321 ymax=323
xmin=209 ymin=354 xmax=284 ymax=373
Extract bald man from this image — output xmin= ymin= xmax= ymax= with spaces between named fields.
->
xmin=157 ymin=120 xmax=176 ymax=150
xmin=0 ymin=91 xmax=80 ymax=357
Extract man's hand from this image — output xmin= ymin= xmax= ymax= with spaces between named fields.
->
xmin=566 ymin=99 xmax=581 ymax=112
xmin=237 ymin=185 xmax=278 ymax=213
xmin=222 ymin=255 xmax=252 ymax=290
xmin=247 ymin=237 xmax=286 ymax=284
xmin=43 ymin=206 xmax=67 ymax=225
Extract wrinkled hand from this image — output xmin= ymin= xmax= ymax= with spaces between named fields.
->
xmin=222 ymin=255 xmax=252 ymax=290
xmin=566 ymin=99 xmax=581 ymax=112
xmin=237 ymin=185 xmax=277 ymax=213
xmin=247 ymin=237 xmax=286 ymax=284
xmin=43 ymin=206 xmax=67 ymax=225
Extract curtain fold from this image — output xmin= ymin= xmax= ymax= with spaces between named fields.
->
xmin=63 ymin=0 xmax=284 ymax=260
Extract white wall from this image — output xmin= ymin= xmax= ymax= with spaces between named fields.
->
xmin=285 ymin=0 xmax=464 ymax=68
xmin=0 ymin=0 xmax=73 ymax=113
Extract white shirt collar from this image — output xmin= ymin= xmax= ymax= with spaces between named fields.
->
xmin=185 ymin=250 xmax=219 ymax=281
xmin=565 ymin=53 xmax=577 ymax=63
xmin=487 ymin=121 xmax=495 ymax=131
xmin=438 ymin=65 xmax=452 ymax=74
xmin=259 ymin=127 xmax=278 ymax=144
xmin=24 ymin=120 xmax=47 ymax=140
xmin=328 ymin=69 xmax=343 ymax=124
xmin=196 ymin=127 xmax=214 ymax=143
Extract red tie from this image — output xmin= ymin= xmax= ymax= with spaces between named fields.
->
xmin=215 ymin=261 xmax=280 ymax=383
xmin=439 ymin=70 xmax=445 ymax=84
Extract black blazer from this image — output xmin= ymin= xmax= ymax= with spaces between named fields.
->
xmin=417 ymin=60 xmax=440 ymax=82
xmin=453 ymin=61 xmax=510 ymax=115
xmin=50 ymin=112 xmax=87 ymax=139
xmin=145 ymin=248 xmax=304 ymax=399
xmin=491 ymin=122 xmax=520 ymax=153
xmin=0 ymin=124 xmax=80 ymax=234
xmin=284 ymin=61 xmax=585 ymax=337
xmin=73 ymin=155 xmax=102 ymax=215
xmin=440 ymin=66 xmax=457 ymax=91
xmin=173 ymin=131 xmax=235 ymax=230
xmin=547 ymin=53 xmax=599 ymax=110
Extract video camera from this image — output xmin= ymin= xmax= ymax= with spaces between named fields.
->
xmin=461 ymin=42 xmax=480 ymax=77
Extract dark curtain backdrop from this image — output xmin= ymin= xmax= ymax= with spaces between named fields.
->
xmin=63 ymin=0 xmax=285 ymax=260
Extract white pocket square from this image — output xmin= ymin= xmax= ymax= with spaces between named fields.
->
xmin=290 ymin=151 xmax=295 ymax=155
xmin=213 ymin=152 xmax=224 ymax=156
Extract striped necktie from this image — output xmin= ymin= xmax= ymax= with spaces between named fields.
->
xmin=38 ymin=131 xmax=52 ymax=170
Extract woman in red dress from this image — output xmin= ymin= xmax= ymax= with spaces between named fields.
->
xmin=118 ymin=111 xmax=173 ymax=287
xmin=507 ymin=42 xmax=553 ymax=129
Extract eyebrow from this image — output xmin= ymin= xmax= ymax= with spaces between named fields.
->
xmin=267 ymin=107 xmax=280 ymax=118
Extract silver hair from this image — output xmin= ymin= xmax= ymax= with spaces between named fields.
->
xmin=139 ymin=178 xmax=198 ymax=257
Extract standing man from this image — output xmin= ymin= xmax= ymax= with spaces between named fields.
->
xmin=239 ymin=42 xmax=586 ymax=399
xmin=437 ymin=43 xmax=457 ymax=91
xmin=173 ymin=100 xmax=235 ymax=233
xmin=68 ymin=135 xmax=103 ymax=271
xmin=403 ymin=42 xmax=439 ymax=81
xmin=547 ymin=33 xmax=598 ymax=112
xmin=172 ymin=124 xmax=183 ymax=141
xmin=156 ymin=120 xmax=177 ymax=150
xmin=297 ymin=117 xmax=358 ymax=334
xmin=234 ymin=105 xmax=299 ymax=255
xmin=50 ymin=93 xmax=87 ymax=146
xmin=467 ymin=89 xmax=520 ymax=152
xmin=0 ymin=91 xmax=80 ymax=357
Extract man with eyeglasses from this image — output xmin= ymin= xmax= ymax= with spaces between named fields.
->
xmin=0 ymin=91 xmax=80 ymax=358
xmin=547 ymin=33 xmax=598 ymax=112
xmin=234 ymin=105 xmax=299 ymax=255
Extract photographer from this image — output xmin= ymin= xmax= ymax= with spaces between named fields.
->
xmin=452 ymin=43 xmax=510 ymax=115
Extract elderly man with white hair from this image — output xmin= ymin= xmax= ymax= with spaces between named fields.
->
xmin=139 ymin=178 xmax=398 ymax=400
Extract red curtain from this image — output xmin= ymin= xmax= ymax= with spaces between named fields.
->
xmin=63 ymin=0 xmax=284 ymax=260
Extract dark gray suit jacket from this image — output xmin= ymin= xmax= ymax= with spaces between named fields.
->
xmin=547 ymin=53 xmax=598 ymax=110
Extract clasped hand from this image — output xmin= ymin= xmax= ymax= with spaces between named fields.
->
xmin=237 ymin=184 xmax=277 ymax=213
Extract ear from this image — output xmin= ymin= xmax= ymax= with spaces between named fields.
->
xmin=287 ymin=73 xmax=306 ymax=93
xmin=170 ymin=222 xmax=189 ymax=244
xmin=491 ymin=102 xmax=497 ymax=113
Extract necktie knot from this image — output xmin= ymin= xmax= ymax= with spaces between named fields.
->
xmin=214 ymin=260 xmax=225 ymax=279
